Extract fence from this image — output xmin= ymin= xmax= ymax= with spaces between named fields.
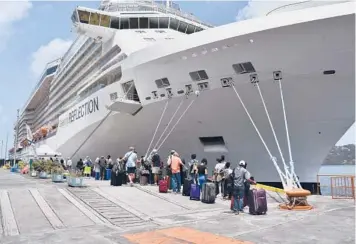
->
xmin=317 ymin=174 xmax=355 ymax=200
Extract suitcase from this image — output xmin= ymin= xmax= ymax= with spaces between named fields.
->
xmin=248 ymin=189 xmax=267 ymax=215
xmin=182 ymin=179 xmax=193 ymax=196
xmin=230 ymin=196 xmax=234 ymax=210
xmin=201 ymin=182 xmax=215 ymax=204
xmin=189 ymin=183 xmax=200 ymax=201
xmin=140 ymin=175 xmax=148 ymax=185
xmin=159 ymin=178 xmax=168 ymax=193
xmin=110 ymin=171 xmax=117 ymax=186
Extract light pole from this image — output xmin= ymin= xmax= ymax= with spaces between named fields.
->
xmin=13 ymin=109 xmax=20 ymax=167
xmin=5 ymin=132 xmax=8 ymax=161
xmin=1 ymin=140 xmax=3 ymax=159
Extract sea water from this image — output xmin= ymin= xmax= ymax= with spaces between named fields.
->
xmin=318 ymin=165 xmax=355 ymax=195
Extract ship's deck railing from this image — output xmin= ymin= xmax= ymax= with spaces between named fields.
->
xmin=266 ymin=0 xmax=350 ymax=16
xmin=102 ymin=1 xmax=214 ymax=28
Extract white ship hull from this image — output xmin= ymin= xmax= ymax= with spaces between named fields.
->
xmin=31 ymin=3 xmax=354 ymax=183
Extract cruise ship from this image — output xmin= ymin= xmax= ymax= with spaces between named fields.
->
xmin=10 ymin=0 xmax=355 ymax=188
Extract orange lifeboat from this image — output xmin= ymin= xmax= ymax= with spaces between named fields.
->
xmin=40 ymin=127 xmax=49 ymax=137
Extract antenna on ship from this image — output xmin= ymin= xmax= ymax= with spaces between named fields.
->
xmin=166 ymin=0 xmax=170 ymax=8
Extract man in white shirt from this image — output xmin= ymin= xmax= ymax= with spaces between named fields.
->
xmin=214 ymin=156 xmax=226 ymax=197
xmin=124 ymin=146 xmax=138 ymax=186
xmin=66 ymin=158 xmax=72 ymax=170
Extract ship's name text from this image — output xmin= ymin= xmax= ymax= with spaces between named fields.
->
xmin=68 ymin=97 xmax=99 ymax=123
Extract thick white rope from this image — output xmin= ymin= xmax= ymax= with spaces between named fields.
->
xmin=157 ymin=99 xmax=195 ymax=151
xmin=255 ymin=84 xmax=294 ymax=188
xmin=152 ymin=98 xmax=185 ymax=151
xmin=144 ymin=100 xmax=169 ymax=159
xmin=230 ymin=83 xmax=287 ymax=189
xmin=278 ymin=79 xmax=301 ymax=188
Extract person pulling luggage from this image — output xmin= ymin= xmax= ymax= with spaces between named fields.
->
xmin=231 ymin=160 xmax=255 ymax=214
xmin=197 ymin=158 xmax=208 ymax=191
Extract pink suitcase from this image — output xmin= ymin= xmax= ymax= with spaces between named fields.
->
xmin=248 ymin=188 xmax=267 ymax=215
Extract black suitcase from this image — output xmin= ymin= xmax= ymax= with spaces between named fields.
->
xmin=201 ymin=182 xmax=216 ymax=203
xmin=182 ymin=179 xmax=193 ymax=196
xmin=111 ymin=172 xmax=123 ymax=186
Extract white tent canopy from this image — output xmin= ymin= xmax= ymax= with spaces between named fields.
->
xmin=35 ymin=144 xmax=61 ymax=157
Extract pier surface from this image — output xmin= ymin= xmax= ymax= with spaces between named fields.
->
xmin=0 ymin=169 xmax=354 ymax=244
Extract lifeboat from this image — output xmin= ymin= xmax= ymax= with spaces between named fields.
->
xmin=40 ymin=127 xmax=49 ymax=137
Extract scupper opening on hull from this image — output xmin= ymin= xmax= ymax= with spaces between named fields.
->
xmin=199 ymin=136 xmax=228 ymax=153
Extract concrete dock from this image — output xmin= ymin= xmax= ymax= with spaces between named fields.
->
xmin=0 ymin=169 xmax=354 ymax=244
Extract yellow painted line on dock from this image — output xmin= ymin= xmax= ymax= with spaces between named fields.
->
xmin=123 ymin=227 xmax=254 ymax=244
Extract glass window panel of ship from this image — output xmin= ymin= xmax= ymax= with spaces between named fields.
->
xmin=189 ymin=70 xmax=209 ymax=81
xmin=155 ymin=78 xmax=170 ymax=88
xmin=110 ymin=17 xmax=120 ymax=29
xmin=139 ymin=18 xmax=149 ymax=29
xmin=89 ymin=12 xmax=100 ymax=25
xmin=100 ymin=14 xmax=111 ymax=28
xmin=158 ymin=17 xmax=169 ymax=28
xmin=78 ymin=10 xmax=90 ymax=24
xmin=178 ymin=21 xmax=188 ymax=33
xmin=186 ymin=24 xmax=195 ymax=34
xmin=120 ymin=18 xmax=129 ymax=29
xmin=169 ymin=18 xmax=179 ymax=30
xmin=129 ymin=18 xmax=139 ymax=29
xmin=149 ymin=17 xmax=158 ymax=28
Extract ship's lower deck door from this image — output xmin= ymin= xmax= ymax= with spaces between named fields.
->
xmin=122 ymin=80 xmax=140 ymax=103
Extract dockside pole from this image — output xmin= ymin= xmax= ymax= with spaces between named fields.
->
xmin=13 ymin=109 xmax=20 ymax=167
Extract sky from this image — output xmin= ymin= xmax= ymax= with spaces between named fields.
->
xmin=0 ymin=0 xmax=354 ymax=155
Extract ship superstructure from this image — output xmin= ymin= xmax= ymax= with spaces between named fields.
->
xmin=10 ymin=0 xmax=355 ymax=188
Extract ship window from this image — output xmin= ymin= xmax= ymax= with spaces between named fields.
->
xmin=144 ymin=37 xmax=156 ymax=42
xmin=100 ymin=14 xmax=110 ymax=27
xmin=149 ymin=17 xmax=158 ymax=28
xmin=110 ymin=92 xmax=118 ymax=101
xmin=198 ymin=82 xmax=209 ymax=91
xmin=177 ymin=90 xmax=184 ymax=94
xmin=195 ymin=27 xmax=203 ymax=33
xmin=71 ymin=11 xmax=78 ymax=23
xmin=155 ymin=30 xmax=166 ymax=33
xmin=135 ymin=30 xmax=146 ymax=33
xmin=178 ymin=21 xmax=188 ymax=33
xmin=120 ymin=18 xmax=129 ymax=29
xmin=160 ymin=94 xmax=166 ymax=97
xmin=155 ymin=78 xmax=170 ymax=88
xmin=186 ymin=24 xmax=195 ymax=34
xmin=159 ymin=17 xmax=169 ymax=28
xmin=130 ymin=18 xmax=139 ymax=29
xmin=189 ymin=70 xmax=209 ymax=81
xmin=78 ymin=10 xmax=89 ymax=24
xmin=199 ymin=136 xmax=228 ymax=153
xmin=145 ymin=96 xmax=151 ymax=100
xmin=110 ymin=17 xmax=120 ymax=29
xmin=139 ymin=17 xmax=149 ymax=29
xmin=233 ymin=62 xmax=255 ymax=74
xmin=169 ymin=18 xmax=178 ymax=30
xmin=89 ymin=12 xmax=100 ymax=25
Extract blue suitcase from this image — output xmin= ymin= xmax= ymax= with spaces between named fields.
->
xmin=189 ymin=183 xmax=200 ymax=200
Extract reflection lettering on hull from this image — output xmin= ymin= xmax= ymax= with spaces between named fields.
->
xmin=68 ymin=97 xmax=99 ymax=123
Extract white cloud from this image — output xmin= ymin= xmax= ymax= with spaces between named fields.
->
xmin=0 ymin=1 xmax=32 ymax=52
xmin=30 ymin=38 xmax=73 ymax=77
xmin=236 ymin=1 xmax=300 ymax=21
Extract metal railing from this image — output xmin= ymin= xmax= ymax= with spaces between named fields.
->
xmin=317 ymin=174 xmax=355 ymax=200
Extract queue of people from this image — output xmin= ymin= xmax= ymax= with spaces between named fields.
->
xmin=66 ymin=146 xmax=257 ymax=214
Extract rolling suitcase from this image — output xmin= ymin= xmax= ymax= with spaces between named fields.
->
xmin=189 ymin=183 xmax=200 ymax=201
xmin=201 ymin=182 xmax=215 ymax=204
xmin=248 ymin=188 xmax=267 ymax=215
xmin=140 ymin=175 xmax=148 ymax=185
xmin=159 ymin=177 xmax=168 ymax=193
xmin=182 ymin=179 xmax=193 ymax=196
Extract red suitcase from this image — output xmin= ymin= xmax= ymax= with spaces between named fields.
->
xmin=248 ymin=188 xmax=267 ymax=215
xmin=159 ymin=178 xmax=168 ymax=193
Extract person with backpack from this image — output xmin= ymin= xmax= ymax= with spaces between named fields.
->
xmin=214 ymin=157 xmax=226 ymax=197
xmin=231 ymin=160 xmax=255 ymax=214
xmin=150 ymin=149 xmax=161 ymax=185
xmin=188 ymin=154 xmax=199 ymax=180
